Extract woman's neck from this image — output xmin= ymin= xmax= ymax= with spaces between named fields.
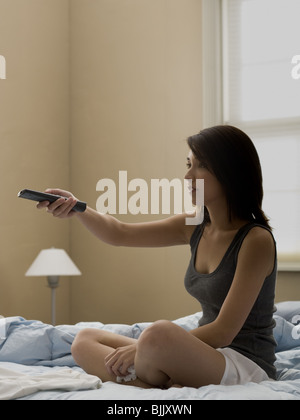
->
xmin=205 ymin=205 xmax=249 ymax=233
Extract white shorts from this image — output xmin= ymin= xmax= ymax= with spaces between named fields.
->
xmin=217 ymin=348 xmax=270 ymax=386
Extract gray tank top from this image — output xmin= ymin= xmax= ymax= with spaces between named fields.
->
xmin=184 ymin=222 xmax=277 ymax=379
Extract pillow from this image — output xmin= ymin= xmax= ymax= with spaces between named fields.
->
xmin=275 ymin=301 xmax=300 ymax=325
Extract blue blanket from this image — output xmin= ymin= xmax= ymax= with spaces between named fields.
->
xmin=0 ymin=312 xmax=198 ymax=368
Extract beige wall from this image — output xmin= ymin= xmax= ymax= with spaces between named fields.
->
xmin=0 ymin=0 xmax=299 ymax=326
xmin=70 ymin=0 xmax=203 ymax=324
xmin=276 ymin=272 xmax=300 ymax=303
xmin=0 ymin=0 xmax=71 ymax=324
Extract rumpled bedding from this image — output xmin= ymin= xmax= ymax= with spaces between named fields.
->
xmin=0 ymin=364 xmax=101 ymax=400
xmin=0 ymin=301 xmax=299 ymax=400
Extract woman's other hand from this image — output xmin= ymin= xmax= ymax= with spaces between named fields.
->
xmin=104 ymin=343 xmax=137 ymax=379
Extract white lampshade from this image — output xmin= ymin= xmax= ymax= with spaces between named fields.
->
xmin=26 ymin=248 xmax=81 ymax=277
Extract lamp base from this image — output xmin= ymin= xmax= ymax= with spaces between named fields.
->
xmin=47 ymin=276 xmax=60 ymax=325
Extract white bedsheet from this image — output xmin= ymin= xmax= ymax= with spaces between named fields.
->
xmin=0 ymin=363 xmax=101 ymax=400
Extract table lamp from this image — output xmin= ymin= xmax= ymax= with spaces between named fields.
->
xmin=26 ymin=248 xmax=81 ymax=325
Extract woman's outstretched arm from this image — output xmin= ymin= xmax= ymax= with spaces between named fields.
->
xmin=37 ymin=188 xmax=195 ymax=248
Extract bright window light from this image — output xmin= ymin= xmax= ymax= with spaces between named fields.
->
xmin=239 ymin=0 xmax=300 ymax=122
xmin=223 ymin=0 xmax=300 ymax=259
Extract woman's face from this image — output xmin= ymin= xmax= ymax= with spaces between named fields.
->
xmin=184 ymin=151 xmax=225 ymax=208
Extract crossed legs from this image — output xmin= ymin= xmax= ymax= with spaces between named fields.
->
xmin=71 ymin=320 xmax=226 ymax=389
xmin=71 ymin=329 xmax=151 ymax=388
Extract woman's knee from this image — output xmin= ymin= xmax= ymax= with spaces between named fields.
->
xmin=137 ymin=320 xmax=175 ymax=354
xmin=71 ymin=328 xmax=100 ymax=363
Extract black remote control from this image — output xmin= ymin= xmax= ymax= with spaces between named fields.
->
xmin=18 ymin=189 xmax=87 ymax=213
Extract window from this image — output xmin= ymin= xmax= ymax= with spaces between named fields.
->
xmin=203 ymin=0 xmax=300 ymax=263
xmin=223 ymin=0 xmax=300 ymax=123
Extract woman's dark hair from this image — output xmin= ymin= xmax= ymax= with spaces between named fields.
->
xmin=187 ymin=125 xmax=271 ymax=229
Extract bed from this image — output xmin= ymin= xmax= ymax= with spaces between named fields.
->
xmin=0 ymin=301 xmax=300 ymax=401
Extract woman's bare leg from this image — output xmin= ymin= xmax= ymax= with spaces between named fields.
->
xmin=135 ymin=321 xmax=226 ymax=388
xmin=72 ymin=322 xmax=226 ymax=389
xmin=71 ymin=328 xmax=151 ymax=388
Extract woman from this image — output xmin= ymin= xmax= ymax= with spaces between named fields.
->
xmin=37 ymin=125 xmax=277 ymax=388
